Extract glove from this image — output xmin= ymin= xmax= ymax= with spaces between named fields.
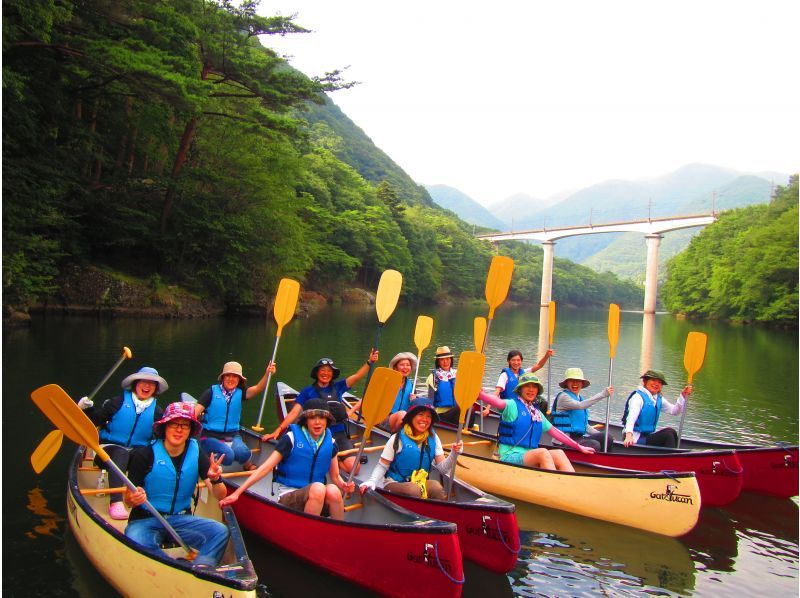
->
xmin=78 ymin=396 xmax=94 ymax=410
xmin=360 ymin=480 xmax=376 ymax=493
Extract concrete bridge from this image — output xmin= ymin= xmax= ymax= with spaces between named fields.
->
xmin=476 ymin=213 xmax=717 ymax=356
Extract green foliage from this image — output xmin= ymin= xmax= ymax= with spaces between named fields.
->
xmin=663 ymin=176 xmax=798 ymax=324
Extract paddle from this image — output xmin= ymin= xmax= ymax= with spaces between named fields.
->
xmin=412 ymin=315 xmax=434 ymax=390
xmin=546 ymin=300 xmax=556 ymax=405
xmin=252 ymin=278 xmax=301 ymax=432
xmin=30 ymin=384 xmax=197 ymax=559
xmin=603 ymin=304 xmax=620 ymax=451
xmin=345 ymin=367 xmax=403 ymax=486
xmin=361 ymin=270 xmax=403 ymax=393
xmin=677 ymin=331 xmax=708 ymax=448
xmin=481 ymin=256 xmax=514 ymax=353
xmin=31 ymin=346 xmax=133 ymax=474
xmin=473 ymin=317 xmax=487 ymax=353
xmin=444 ymin=350 xmax=486 ymax=499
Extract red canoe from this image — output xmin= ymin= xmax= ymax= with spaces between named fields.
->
xmin=229 ymin=430 xmax=465 ymax=598
xmin=589 ymin=419 xmax=799 ymax=498
xmin=276 ymin=382 xmax=521 ymax=574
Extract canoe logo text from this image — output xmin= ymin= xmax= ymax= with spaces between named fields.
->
xmin=650 ymin=484 xmax=694 ymax=505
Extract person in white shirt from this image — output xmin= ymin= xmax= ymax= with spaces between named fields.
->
xmin=621 ymin=369 xmax=692 ymax=448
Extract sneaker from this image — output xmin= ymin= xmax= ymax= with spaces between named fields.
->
xmin=108 ymin=502 xmax=129 ymax=520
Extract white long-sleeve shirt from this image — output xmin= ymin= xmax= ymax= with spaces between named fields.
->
xmin=623 ymin=386 xmax=686 ymax=444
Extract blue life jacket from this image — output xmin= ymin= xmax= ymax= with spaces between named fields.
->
xmin=308 ymin=384 xmax=348 ymax=434
xmin=387 ymin=429 xmax=436 ymax=482
xmin=552 ymin=390 xmax=589 ymax=434
xmin=144 ymin=439 xmax=199 ymax=515
xmin=500 ymin=367 xmax=524 ymax=399
xmin=432 ymin=371 xmax=456 ymax=408
xmin=498 ymin=397 xmax=543 ymax=449
xmin=99 ymin=390 xmax=156 ymax=447
xmin=203 ymin=385 xmax=243 ymax=434
xmin=621 ymin=389 xmax=662 ymax=434
xmin=390 ymin=378 xmax=414 ymax=414
xmin=274 ymin=424 xmax=334 ymax=489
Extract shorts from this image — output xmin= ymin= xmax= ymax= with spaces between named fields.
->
xmin=498 ymin=446 xmax=527 ymax=465
xmin=333 ymin=430 xmax=355 ymax=457
xmin=278 ymin=485 xmax=330 ymax=517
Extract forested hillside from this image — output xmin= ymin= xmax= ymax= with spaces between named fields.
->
xmin=662 ymin=176 xmax=798 ymax=324
xmin=2 ymin=0 xmax=642 ymax=313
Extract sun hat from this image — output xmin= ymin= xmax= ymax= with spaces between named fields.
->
xmin=389 ymin=352 xmax=418 ymax=370
xmin=433 ymin=346 xmax=454 ymax=362
xmin=218 ymin=361 xmax=247 ymax=384
xmin=515 ymin=372 xmax=544 ymax=396
xmin=121 ymin=366 xmax=169 ymax=395
xmin=641 ymin=369 xmax=668 ymax=385
xmin=310 ymin=358 xmax=341 ymax=380
xmin=153 ymin=402 xmax=202 ymax=438
xmin=402 ymin=397 xmax=440 ymax=425
xmin=559 ymin=367 xmax=591 ymax=389
xmin=297 ymin=398 xmax=335 ymax=424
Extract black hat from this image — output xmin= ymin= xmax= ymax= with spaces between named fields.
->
xmin=402 ymin=397 xmax=440 ymax=425
xmin=310 ymin=358 xmax=341 ymax=380
xmin=298 ymin=398 xmax=335 ymax=424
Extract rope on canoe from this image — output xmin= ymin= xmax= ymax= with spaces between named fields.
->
xmin=718 ymin=457 xmax=743 ymax=474
xmin=494 ymin=516 xmax=521 ymax=555
xmin=431 ymin=540 xmax=465 ymax=585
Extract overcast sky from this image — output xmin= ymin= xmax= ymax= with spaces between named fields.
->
xmin=263 ymin=1 xmax=798 ymax=206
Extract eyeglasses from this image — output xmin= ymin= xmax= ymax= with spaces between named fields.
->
xmin=319 ymin=359 xmax=333 ymax=365
xmin=166 ymin=422 xmax=192 ymax=431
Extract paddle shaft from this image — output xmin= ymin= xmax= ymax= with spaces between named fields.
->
xmin=85 ymin=348 xmax=133 ymax=402
xmin=604 ymin=358 xmax=614 ymax=451
xmin=253 ymin=337 xmax=281 ymax=431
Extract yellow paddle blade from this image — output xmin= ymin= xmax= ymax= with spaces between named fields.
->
xmin=360 ymin=367 xmax=403 ymax=436
xmin=31 ymin=429 xmax=63 ymax=474
xmin=683 ymin=331 xmax=708 ymax=384
xmin=548 ymin=301 xmax=557 ymax=346
xmin=454 ymin=351 xmax=486 ymax=424
xmin=30 ymin=384 xmax=108 ymax=461
xmin=473 ymin=317 xmax=487 ymax=353
xmin=607 ymin=303 xmax=620 ymax=358
xmin=485 ymin=256 xmax=514 ymax=319
xmin=375 ymin=270 xmax=403 ymax=324
xmin=414 ymin=315 xmax=434 ymax=354
xmin=273 ymin=278 xmax=300 ymax=335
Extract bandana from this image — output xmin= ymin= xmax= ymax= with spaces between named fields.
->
xmin=433 ymin=368 xmax=456 ymax=382
xmin=132 ymin=395 xmax=155 ymax=415
xmin=403 ymin=423 xmax=430 ymax=446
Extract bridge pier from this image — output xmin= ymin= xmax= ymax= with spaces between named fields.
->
xmin=643 ymin=233 xmax=663 ymax=315
xmin=537 ymin=240 xmax=555 ymax=358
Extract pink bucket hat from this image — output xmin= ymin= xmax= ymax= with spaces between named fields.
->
xmin=153 ymin=402 xmax=202 ymax=438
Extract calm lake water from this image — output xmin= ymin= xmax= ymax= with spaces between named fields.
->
xmin=3 ymin=305 xmax=798 ymax=596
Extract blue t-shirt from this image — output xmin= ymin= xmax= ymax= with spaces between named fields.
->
xmin=296 ymin=379 xmax=351 ymax=406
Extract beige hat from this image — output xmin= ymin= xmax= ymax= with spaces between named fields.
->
xmin=434 ymin=346 xmax=454 ymax=361
xmin=389 ymin=352 xmax=418 ymax=370
xmin=559 ymin=367 xmax=590 ymax=389
xmin=218 ymin=361 xmax=247 ymax=383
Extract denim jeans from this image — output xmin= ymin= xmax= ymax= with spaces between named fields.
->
xmin=125 ymin=514 xmax=229 ymax=567
xmin=199 ymin=433 xmax=252 ymax=466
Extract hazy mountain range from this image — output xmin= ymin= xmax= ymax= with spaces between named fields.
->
xmin=425 ymin=165 xmax=790 ymax=281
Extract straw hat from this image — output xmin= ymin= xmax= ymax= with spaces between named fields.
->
xmin=433 ymin=346 xmax=454 ymax=361
xmin=559 ymin=367 xmax=591 ymax=389
xmin=389 ymin=352 xmax=418 ymax=370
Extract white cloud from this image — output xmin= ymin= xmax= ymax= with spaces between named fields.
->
xmin=263 ymin=0 xmax=799 ymax=205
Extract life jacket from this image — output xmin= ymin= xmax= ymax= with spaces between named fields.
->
xmin=309 ymin=384 xmax=348 ymax=434
xmin=621 ymin=389 xmax=662 ymax=434
xmin=274 ymin=424 xmax=334 ymax=489
xmin=552 ymin=390 xmax=589 ymax=434
xmin=387 ymin=429 xmax=436 ymax=483
xmin=390 ymin=378 xmax=414 ymax=414
xmin=202 ymin=385 xmax=243 ymax=434
xmin=431 ymin=370 xmax=456 ymax=409
xmin=500 ymin=367 xmax=524 ymax=399
xmin=99 ymin=390 xmax=156 ymax=447
xmin=498 ymin=397 xmax=543 ymax=449
xmin=143 ymin=439 xmax=199 ymax=515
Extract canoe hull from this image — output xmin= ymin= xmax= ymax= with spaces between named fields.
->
xmin=67 ymin=450 xmax=257 ymax=598
xmin=435 ymin=427 xmax=700 ymax=537
xmin=229 ymin=486 xmax=464 ymax=598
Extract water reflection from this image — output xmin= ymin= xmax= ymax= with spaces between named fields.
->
xmin=640 ymin=312 xmax=656 ymax=373
xmin=511 ymin=500 xmax=696 ymax=595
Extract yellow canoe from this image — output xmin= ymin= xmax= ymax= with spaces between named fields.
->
xmin=437 ymin=427 xmax=701 ymax=537
xmin=67 ymin=448 xmax=258 ymax=597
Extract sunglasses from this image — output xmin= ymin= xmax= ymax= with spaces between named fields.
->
xmin=318 ymin=359 xmax=334 ymax=366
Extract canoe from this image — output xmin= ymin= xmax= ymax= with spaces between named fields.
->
xmin=589 ymin=418 xmax=799 ymax=498
xmin=229 ymin=428 xmax=465 ymax=598
xmin=433 ymin=425 xmax=701 ymax=537
xmin=67 ymin=448 xmax=258 ymax=598
xmin=276 ymin=382 xmax=521 ymax=574
xmin=473 ymin=411 xmax=744 ymax=506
